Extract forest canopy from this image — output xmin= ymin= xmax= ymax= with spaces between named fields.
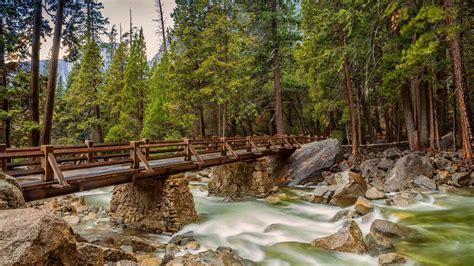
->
xmin=0 ymin=0 xmax=473 ymax=159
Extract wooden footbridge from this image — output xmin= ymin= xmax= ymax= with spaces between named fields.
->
xmin=0 ymin=135 xmax=320 ymax=201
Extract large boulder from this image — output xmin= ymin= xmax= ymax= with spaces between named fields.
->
xmin=311 ymin=220 xmax=367 ymax=254
xmin=330 ymin=171 xmax=367 ymax=206
xmin=0 ymin=172 xmax=25 ymax=209
xmin=109 ymin=174 xmax=199 ymax=233
xmin=365 ymin=219 xmax=416 ymax=256
xmin=0 ymin=208 xmax=79 ymax=265
xmin=275 ymin=139 xmax=342 ymax=186
xmin=384 ymin=154 xmax=434 ymax=192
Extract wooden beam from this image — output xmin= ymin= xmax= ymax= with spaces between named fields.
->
xmin=223 ymin=140 xmax=238 ymax=159
xmin=137 ymin=149 xmax=153 ymax=172
xmin=41 ymin=145 xmax=54 ymax=182
xmin=48 ymin=153 xmax=70 ymax=188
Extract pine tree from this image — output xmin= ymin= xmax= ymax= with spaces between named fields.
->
xmin=102 ymin=42 xmax=128 ymax=141
xmin=64 ymin=38 xmax=104 ymax=142
xmin=107 ymin=28 xmax=148 ymax=141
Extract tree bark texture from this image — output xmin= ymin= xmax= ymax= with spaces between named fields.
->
xmin=29 ymin=0 xmax=42 ymax=146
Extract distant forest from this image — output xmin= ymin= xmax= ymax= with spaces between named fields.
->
xmin=0 ymin=0 xmax=473 ymax=159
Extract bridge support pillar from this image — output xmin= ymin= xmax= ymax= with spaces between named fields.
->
xmin=109 ymin=174 xmax=198 ymax=233
xmin=208 ymin=157 xmax=277 ymax=199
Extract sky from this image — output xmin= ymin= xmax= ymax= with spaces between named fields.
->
xmin=40 ymin=0 xmax=176 ymax=60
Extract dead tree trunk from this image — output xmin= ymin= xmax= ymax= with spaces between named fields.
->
xmin=41 ymin=0 xmax=65 ymax=145
xmin=29 ymin=0 xmax=42 ymax=146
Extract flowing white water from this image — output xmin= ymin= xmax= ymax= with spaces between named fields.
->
xmin=74 ymin=183 xmax=474 ymax=265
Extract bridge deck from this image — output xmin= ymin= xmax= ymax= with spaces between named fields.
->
xmin=0 ymin=135 xmax=320 ymax=201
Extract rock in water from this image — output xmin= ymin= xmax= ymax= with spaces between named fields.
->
xmin=275 ymin=139 xmax=342 ymax=186
xmin=384 ymin=154 xmax=434 ymax=192
xmin=0 ymin=208 xmax=78 ymax=265
xmin=354 ymin=197 xmax=373 ymax=215
xmin=365 ymin=187 xmax=385 ymax=200
xmin=311 ymin=220 xmax=367 ymax=254
xmin=109 ymin=174 xmax=199 ymax=233
xmin=330 ymin=171 xmax=367 ymax=206
xmin=365 ymin=219 xmax=416 ymax=256
xmin=378 ymin=252 xmax=407 ymax=266
xmin=0 ymin=173 xmax=25 ymax=209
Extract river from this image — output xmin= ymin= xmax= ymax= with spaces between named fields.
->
xmin=73 ymin=182 xmax=474 ymax=265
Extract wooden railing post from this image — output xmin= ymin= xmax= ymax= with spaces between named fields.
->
xmin=130 ymin=141 xmax=140 ymax=169
xmin=141 ymin=138 xmax=150 ymax=157
xmin=41 ymin=145 xmax=54 ymax=182
xmin=184 ymin=138 xmax=191 ymax=161
xmin=212 ymin=136 xmax=218 ymax=151
xmin=221 ymin=137 xmax=227 ymax=156
xmin=0 ymin=144 xmax=6 ymax=172
xmin=246 ymin=136 xmax=251 ymax=152
xmin=85 ymin=140 xmax=94 ymax=163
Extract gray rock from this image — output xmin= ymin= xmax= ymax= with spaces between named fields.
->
xmin=451 ymin=172 xmax=470 ymax=187
xmin=169 ymin=231 xmax=195 ymax=246
xmin=365 ymin=187 xmax=386 ymax=200
xmin=360 ymin=158 xmax=382 ymax=179
xmin=131 ymin=239 xmax=156 ymax=253
xmin=77 ymin=243 xmax=105 ymax=265
xmin=377 ymin=158 xmax=394 ymax=171
xmin=386 ymin=192 xmax=423 ymax=207
xmin=303 ymin=185 xmax=336 ymax=204
xmin=384 ymin=154 xmax=434 ymax=192
xmin=275 ymin=139 xmax=342 ymax=186
xmin=354 ymin=197 xmax=373 ymax=215
xmin=433 ymin=157 xmax=451 ymax=170
xmin=330 ymin=171 xmax=367 ymax=206
xmin=328 ymin=209 xmax=352 ymax=222
xmin=365 ymin=219 xmax=416 ymax=256
xmin=0 ymin=173 xmax=25 ymax=210
xmin=103 ymin=247 xmax=138 ymax=263
xmin=412 ymin=175 xmax=437 ymax=191
xmin=311 ymin=220 xmax=367 ymax=254
xmin=378 ymin=252 xmax=407 ymax=266
xmin=383 ymin=148 xmax=402 ymax=160
xmin=0 ymin=208 xmax=79 ymax=265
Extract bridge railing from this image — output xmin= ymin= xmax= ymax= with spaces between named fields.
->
xmin=0 ymin=135 xmax=323 ymax=188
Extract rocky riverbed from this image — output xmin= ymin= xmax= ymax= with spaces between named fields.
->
xmin=0 ymin=140 xmax=473 ymax=265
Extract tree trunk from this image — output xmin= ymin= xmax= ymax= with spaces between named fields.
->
xmin=211 ymin=102 xmax=219 ymax=137
xmin=400 ymin=84 xmax=420 ymax=150
xmin=271 ymin=0 xmax=284 ymax=135
xmin=0 ymin=19 xmax=10 ymax=147
xmin=339 ymin=28 xmax=360 ymax=157
xmin=156 ymin=0 xmax=167 ymax=52
xmin=384 ymin=106 xmax=392 ymax=143
xmin=358 ymin=84 xmax=375 ymax=143
xmin=41 ymin=0 xmax=65 ymax=145
xmin=445 ymin=0 xmax=474 ymax=159
xmin=29 ymin=0 xmax=42 ymax=146
xmin=94 ymin=105 xmax=103 ymax=143
xmin=419 ymin=80 xmax=429 ymax=148
xmin=427 ymin=79 xmax=437 ymax=151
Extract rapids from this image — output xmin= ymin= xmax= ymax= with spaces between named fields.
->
xmin=74 ymin=183 xmax=474 ymax=265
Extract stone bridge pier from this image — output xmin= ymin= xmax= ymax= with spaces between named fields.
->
xmin=208 ymin=157 xmax=279 ymax=199
xmin=109 ymin=174 xmax=198 ymax=233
